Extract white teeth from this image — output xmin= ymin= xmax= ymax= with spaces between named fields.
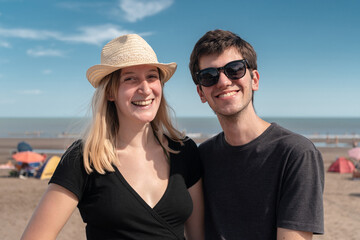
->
xmin=132 ymin=99 xmax=153 ymax=106
xmin=218 ymin=91 xmax=236 ymax=98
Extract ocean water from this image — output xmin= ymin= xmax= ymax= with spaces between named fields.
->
xmin=0 ymin=117 xmax=89 ymax=138
xmin=0 ymin=117 xmax=359 ymax=139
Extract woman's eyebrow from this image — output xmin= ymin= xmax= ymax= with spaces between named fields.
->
xmin=122 ymin=69 xmax=158 ymax=76
xmin=121 ymin=71 xmax=135 ymax=76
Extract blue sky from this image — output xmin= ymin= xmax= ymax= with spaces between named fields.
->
xmin=0 ymin=0 xmax=359 ymax=118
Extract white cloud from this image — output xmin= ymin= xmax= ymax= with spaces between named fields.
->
xmin=17 ymin=89 xmax=43 ymax=95
xmin=120 ymin=0 xmax=174 ymax=22
xmin=42 ymin=69 xmax=52 ymax=75
xmin=0 ymin=58 xmax=9 ymax=64
xmin=0 ymin=27 xmax=60 ymax=40
xmin=0 ymin=99 xmax=16 ymax=105
xmin=27 ymin=48 xmax=64 ymax=57
xmin=57 ymin=2 xmax=107 ymax=10
xmin=59 ymin=24 xmax=134 ymax=45
xmin=0 ymin=41 xmax=11 ymax=48
xmin=0 ymin=24 xmax=138 ymax=46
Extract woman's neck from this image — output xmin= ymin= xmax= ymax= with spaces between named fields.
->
xmin=116 ymin=122 xmax=157 ymax=150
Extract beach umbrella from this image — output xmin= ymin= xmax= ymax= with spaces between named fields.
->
xmin=348 ymin=147 xmax=360 ymax=160
xmin=12 ymin=151 xmax=46 ymax=163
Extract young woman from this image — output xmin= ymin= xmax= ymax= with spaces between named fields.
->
xmin=21 ymin=34 xmax=204 ymax=240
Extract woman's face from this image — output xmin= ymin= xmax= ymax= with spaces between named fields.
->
xmin=110 ymin=65 xmax=162 ymax=125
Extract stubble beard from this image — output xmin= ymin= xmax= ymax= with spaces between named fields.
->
xmin=214 ymin=95 xmax=253 ymax=122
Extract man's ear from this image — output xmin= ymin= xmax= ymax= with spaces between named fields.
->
xmin=251 ymin=70 xmax=260 ymax=91
xmin=197 ymin=85 xmax=207 ymax=103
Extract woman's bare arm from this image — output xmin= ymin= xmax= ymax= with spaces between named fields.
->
xmin=21 ymin=183 xmax=79 ymax=240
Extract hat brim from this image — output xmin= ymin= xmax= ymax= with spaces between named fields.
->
xmin=86 ymin=62 xmax=177 ymax=88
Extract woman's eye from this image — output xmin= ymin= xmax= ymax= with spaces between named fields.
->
xmin=148 ymin=74 xmax=159 ymax=80
xmin=123 ymin=76 xmax=135 ymax=82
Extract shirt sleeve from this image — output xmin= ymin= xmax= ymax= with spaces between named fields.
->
xmin=178 ymin=137 xmax=203 ymax=188
xmin=277 ymin=145 xmax=324 ymax=234
xmin=48 ymin=140 xmax=88 ymax=201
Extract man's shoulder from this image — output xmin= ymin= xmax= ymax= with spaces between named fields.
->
xmin=275 ymin=123 xmax=311 ymax=141
xmin=198 ymin=132 xmax=223 ymax=149
xmin=270 ymin=123 xmax=319 ymax=153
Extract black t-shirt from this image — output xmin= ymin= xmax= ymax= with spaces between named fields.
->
xmin=49 ymin=137 xmax=202 ymax=240
xmin=200 ymin=123 xmax=324 ymax=240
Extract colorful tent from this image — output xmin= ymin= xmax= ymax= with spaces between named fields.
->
xmin=17 ymin=141 xmax=33 ymax=152
xmin=35 ymin=156 xmax=61 ymax=180
xmin=328 ymin=157 xmax=355 ymax=173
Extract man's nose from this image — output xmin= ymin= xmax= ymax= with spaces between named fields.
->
xmin=216 ymin=71 xmax=232 ymax=87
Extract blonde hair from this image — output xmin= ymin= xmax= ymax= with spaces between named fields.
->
xmin=82 ymin=69 xmax=184 ymax=174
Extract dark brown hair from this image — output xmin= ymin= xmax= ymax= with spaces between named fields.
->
xmin=189 ymin=29 xmax=257 ymax=85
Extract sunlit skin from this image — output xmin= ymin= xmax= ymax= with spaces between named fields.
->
xmin=108 ymin=64 xmax=205 ymax=240
xmin=109 ymin=65 xmax=162 ymax=126
xmin=20 ymin=41 xmax=204 ymax=239
xmin=196 ymin=48 xmax=312 ymax=240
xmin=196 ymin=47 xmax=259 ymax=119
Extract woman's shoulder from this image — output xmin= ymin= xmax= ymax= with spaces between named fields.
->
xmin=166 ymin=135 xmax=198 ymax=150
xmin=60 ymin=139 xmax=84 ymax=165
xmin=65 ymin=139 xmax=83 ymax=153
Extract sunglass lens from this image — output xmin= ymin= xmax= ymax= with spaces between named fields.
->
xmin=198 ymin=68 xmax=219 ymax=87
xmin=225 ymin=61 xmax=246 ymax=79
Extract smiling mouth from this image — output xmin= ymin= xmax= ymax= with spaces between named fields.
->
xmin=132 ymin=99 xmax=153 ymax=106
xmin=217 ymin=90 xmax=238 ymax=98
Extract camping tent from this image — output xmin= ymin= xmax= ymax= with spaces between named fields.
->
xmin=35 ymin=156 xmax=61 ymax=180
xmin=328 ymin=157 xmax=355 ymax=173
xmin=17 ymin=141 xmax=33 ymax=152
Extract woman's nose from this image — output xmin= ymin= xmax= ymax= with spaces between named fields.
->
xmin=138 ymin=80 xmax=152 ymax=95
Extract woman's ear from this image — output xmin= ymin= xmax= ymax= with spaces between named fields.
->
xmin=104 ymin=71 xmax=120 ymax=102
xmin=107 ymin=89 xmax=115 ymax=101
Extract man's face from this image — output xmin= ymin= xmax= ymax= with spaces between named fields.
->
xmin=196 ymin=47 xmax=259 ymax=118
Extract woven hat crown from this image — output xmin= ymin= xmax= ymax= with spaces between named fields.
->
xmin=101 ymin=34 xmax=158 ymax=66
xmin=86 ymin=34 xmax=176 ymax=88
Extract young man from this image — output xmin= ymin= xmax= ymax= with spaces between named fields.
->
xmin=189 ymin=29 xmax=324 ymax=240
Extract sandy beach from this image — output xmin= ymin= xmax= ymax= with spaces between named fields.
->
xmin=1 ymin=137 xmax=359 ymax=240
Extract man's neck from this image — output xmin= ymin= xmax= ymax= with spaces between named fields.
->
xmin=217 ymin=109 xmax=270 ymax=146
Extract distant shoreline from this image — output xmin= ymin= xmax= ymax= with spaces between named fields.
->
xmin=0 ymin=134 xmax=358 ymax=156
xmin=1 ymin=116 xmax=360 ymax=137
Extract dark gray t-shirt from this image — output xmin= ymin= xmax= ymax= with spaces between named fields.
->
xmin=199 ymin=123 xmax=324 ymax=240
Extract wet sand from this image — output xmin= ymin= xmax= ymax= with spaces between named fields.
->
xmin=0 ymin=137 xmax=359 ymax=240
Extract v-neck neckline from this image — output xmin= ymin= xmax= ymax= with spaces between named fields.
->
xmin=113 ymin=161 xmax=172 ymax=210
xmin=113 ymin=133 xmax=173 ymax=210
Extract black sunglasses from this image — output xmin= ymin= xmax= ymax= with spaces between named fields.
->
xmin=196 ymin=59 xmax=249 ymax=87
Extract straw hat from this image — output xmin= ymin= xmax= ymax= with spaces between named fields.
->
xmin=86 ymin=34 xmax=177 ymax=88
